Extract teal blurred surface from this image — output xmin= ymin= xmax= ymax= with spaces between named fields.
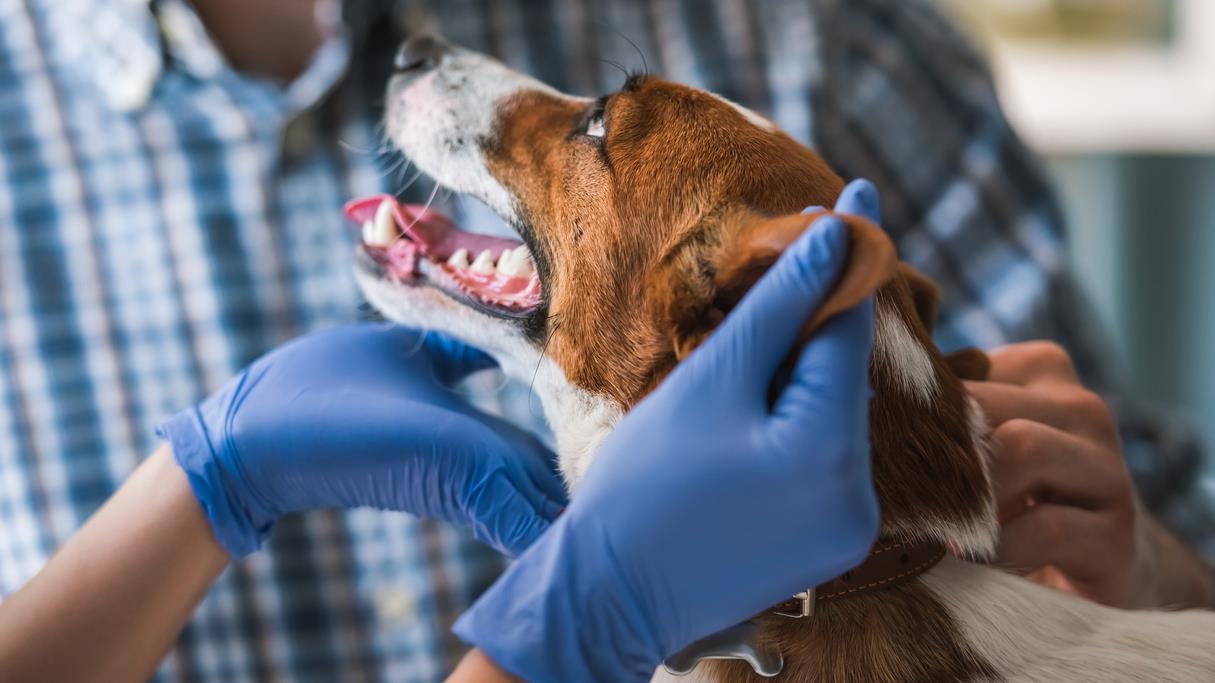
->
xmin=1048 ymin=155 xmax=1215 ymax=469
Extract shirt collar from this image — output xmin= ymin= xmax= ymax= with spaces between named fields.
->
xmin=52 ymin=0 xmax=164 ymax=112
xmin=52 ymin=0 xmax=380 ymax=113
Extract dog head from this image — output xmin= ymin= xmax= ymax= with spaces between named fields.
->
xmin=353 ymin=36 xmax=996 ymax=556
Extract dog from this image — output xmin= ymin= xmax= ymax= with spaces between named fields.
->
xmin=350 ymin=35 xmax=1215 ymax=682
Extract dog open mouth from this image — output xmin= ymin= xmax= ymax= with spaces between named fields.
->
xmin=345 ymin=194 xmax=543 ymax=317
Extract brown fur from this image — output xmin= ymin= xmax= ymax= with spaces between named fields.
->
xmin=706 ymin=583 xmax=997 ymax=683
xmin=899 ymin=264 xmax=991 ymax=381
xmin=481 ymin=75 xmax=996 ymax=682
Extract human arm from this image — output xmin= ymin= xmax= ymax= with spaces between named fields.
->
xmin=0 ymin=446 xmax=228 ymax=682
xmin=967 ymin=341 xmax=1215 ymax=609
xmin=447 ymin=649 xmax=520 ymax=683
xmin=0 ymin=324 xmax=567 ymax=680
xmin=158 ymin=324 xmax=565 ymax=559
xmin=450 ymin=181 xmax=882 ymax=682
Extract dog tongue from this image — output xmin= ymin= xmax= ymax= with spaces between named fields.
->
xmin=344 ymin=194 xmax=521 ymax=259
xmin=345 ymin=194 xmax=543 ymax=311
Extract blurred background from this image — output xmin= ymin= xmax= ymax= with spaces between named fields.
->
xmin=938 ymin=0 xmax=1215 ymax=468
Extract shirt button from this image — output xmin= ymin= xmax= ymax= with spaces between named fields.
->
xmin=375 ymin=586 xmax=416 ymax=623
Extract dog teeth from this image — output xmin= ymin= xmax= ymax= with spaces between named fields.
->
xmin=496 ymin=247 xmax=520 ymax=276
xmin=447 ymin=248 xmax=470 ymax=269
xmin=496 ymin=246 xmax=535 ymax=277
xmin=446 ymin=245 xmax=534 ymax=277
xmin=363 ymin=200 xmax=397 ymax=246
xmin=470 ymin=249 xmax=496 ymax=274
xmin=515 ymin=248 xmax=534 ymax=275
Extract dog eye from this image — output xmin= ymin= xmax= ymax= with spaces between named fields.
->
xmin=580 ymin=97 xmax=608 ymax=140
xmin=584 ymin=111 xmax=606 ymax=139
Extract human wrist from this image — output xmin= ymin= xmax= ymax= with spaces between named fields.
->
xmin=448 ymin=649 xmax=523 ymax=683
xmin=157 ymin=407 xmax=271 ymax=558
xmin=1146 ymin=515 xmax=1215 ymax=609
xmin=144 ymin=445 xmax=233 ymax=567
xmin=453 ymin=515 xmax=662 ymax=683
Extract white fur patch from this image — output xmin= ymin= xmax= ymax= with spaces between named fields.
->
xmin=384 ymin=47 xmax=587 ymax=223
xmin=873 ymin=304 xmax=937 ymax=404
xmin=354 ymin=265 xmax=620 ymax=491
xmin=709 ymin=92 xmax=776 ymax=131
xmin=906 ymin=394 xmax=998 ymax=560
xmin=962 ymin=393 xmax=998 ymax=553
xmin=923 ymin=557 xmax=1215 ymax=681
xmin=374 ymin=48 xmax=624 ymax=492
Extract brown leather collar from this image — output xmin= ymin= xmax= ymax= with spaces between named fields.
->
xmin=769 ymin=538 xmax=946 ymax=618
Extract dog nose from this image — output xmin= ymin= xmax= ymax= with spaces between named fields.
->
xmin=394 ymin=35 xmax=448 ymax=73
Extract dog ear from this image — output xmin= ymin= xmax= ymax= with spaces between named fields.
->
xmin=898 ymin=263 xmax=941 ymax=333
xmin=896 ymin=263 xmax=992 ymax=381
xmin=653 ymin=209 xmax=899 ymax=361
xmin=943 ymin=347 xmax=991 ymax=381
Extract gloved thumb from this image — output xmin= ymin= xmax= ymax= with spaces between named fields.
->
xmin=770 ymin=297 xmax=874 ymax=441
xmin=834 ymin=178 xmax=880 ymax=223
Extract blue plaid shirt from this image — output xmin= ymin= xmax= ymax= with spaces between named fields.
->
xmin=1 ymin=0 xmax=1210 ymax=681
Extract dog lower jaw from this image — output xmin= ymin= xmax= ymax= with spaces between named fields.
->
xmin=354 ymin=263 xmax=622 ymax=491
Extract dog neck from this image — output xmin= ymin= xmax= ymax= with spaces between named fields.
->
xmin=865 ymin=286 xmax=997 ymax=559
xmin=512 ymin=276 xmax=998 ymax=552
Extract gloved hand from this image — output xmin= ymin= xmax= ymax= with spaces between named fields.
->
xmin=158 ymin=324 xmax=566 ymax=558
xmin=453 ymin=180 xmax=883 ymax=683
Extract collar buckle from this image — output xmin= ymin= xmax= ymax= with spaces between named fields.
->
xmin=772 ymin=588 xmax=816 ymax=618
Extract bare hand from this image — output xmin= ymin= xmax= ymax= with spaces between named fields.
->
xmin=966 ymin=341 xmax=1213 ymax=609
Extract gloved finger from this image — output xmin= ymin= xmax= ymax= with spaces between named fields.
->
xmin=801 ymin=205 xmax=825 ymax=214
xmin=516 ymin=443 xmax=569 ymax=511
xmin=418 ymin=329 xmax=499 ymax=385
xmin=505 ymin=437 xmax=568 ymax=516
xmin=770 ymin=298 xmax=874 ymax=445
xmin=687 ymin=216 xmax=851 ymax=400
xmin=459 ymin=410 xmax=570 ymax=508
xmin=467 ymin=474 xmax=557 ymax=556
xmin=833 ymin=178 xmax=880 ymax=223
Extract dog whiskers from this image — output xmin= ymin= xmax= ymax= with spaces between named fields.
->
xmin=338 ymin=137 xmax=394 ymax=156
xmin=600 ymin=58 xmax=631 ymax=83
xmin=394 ymin=162 xmax=415 ymax=184
xmin=406 ymin=180 xmax=442 ymax=231
xmin=528 ymin=315 xmax=563 ymax=420
xmin=375 ymin=153 xmax=410 ymax=181
xmin=594 ymin=22 xmax=650 ymax=75
xmin=397 ymin=326 xmax=429 ymax=360
xmin=386 ymin=165 xmax=445 ymax=248
xmin=395 ymin=167 xmax=424 ymax=195
xmin=356 ymin=299 xmax=387 ymax=322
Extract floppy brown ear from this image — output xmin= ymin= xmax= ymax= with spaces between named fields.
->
xmin=896 ymin=264 xmax=992 ymax=380
xmin=943 ymin=348 xmax=991 ymax=381
xmin=654 ymin=209 xmax=899 ymax=362
xmin=893 ymin=263 xmax=992 ymax=380
xmin=898 ymin=263 xmax=942 ymax=333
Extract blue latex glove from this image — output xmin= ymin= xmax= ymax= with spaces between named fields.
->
xmin=453 ymin=179 xmax=883 ymax=683
xmin=158 ymin=324 xmax=566 ymax=558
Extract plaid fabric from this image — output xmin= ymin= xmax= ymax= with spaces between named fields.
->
xmin=0 ymin=0 xmax=1209 ymax=681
